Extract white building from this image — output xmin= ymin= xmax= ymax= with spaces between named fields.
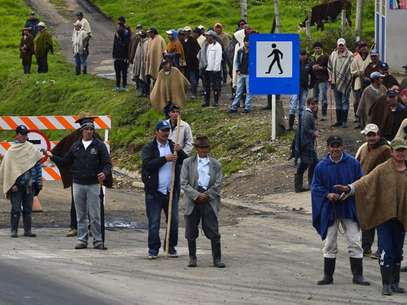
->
xmin=375 ymin=0 xmax=407 ymax=72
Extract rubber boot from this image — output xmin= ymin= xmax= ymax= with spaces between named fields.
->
xmin=288 ymin=114 xmax=295 ymax=131
xmin=211 ymin=239 xmax=225 ymax=268
xmin=294 ymin=174 xmax=307 ymax=193
xmin=23 ymin=214 xmax=36 ymax=237
xmin=202 ymin=93 xmax=210 ymax=107
xmin=391 ymin=263 xmax=406 ymax=293
xmin=75 ymin=66 xmax=80 ymax=75
xmin=380 ymin=265 xmax=393 ymax=296
xmin=10 ymin=213 xmax=19 ymax=238
xmin=187 ymin=239 xmax=197 ymax=267
xmin=350 ymin=257 xmax=370 ymax=286
xmin=83 ymin=66 xmax=87 ymax=74
xmin=332 ymin=110 xmax=342 ymax=127
xmin=317 ymin=258 xmax=335 ymax=285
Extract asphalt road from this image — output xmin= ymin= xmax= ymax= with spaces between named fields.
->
xmin=0 ymin=262 xmax=113 ymax=305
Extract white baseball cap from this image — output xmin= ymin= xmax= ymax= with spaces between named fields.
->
xmin=361 ymin=123 xmax=379 ymax=135
xmin=337 ymin=38 xmax=346 ymax=46
xmin=370 ymin=71 xmax=385 ymax=80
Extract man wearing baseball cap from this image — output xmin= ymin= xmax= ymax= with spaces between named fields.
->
xmin=356 ymin=71 xmax=387 ymax=129
xmin=182 ymin=25 xmax=200 ymax=99
xmin=0 ymin=125 xmax=43 ymax=238
xmin=46 ymin=119 xmax=112 ymax=249
xmin=336 ymin=137 xmax=407 ymax=295
xmin=328 ymin=38 xmax=353 ymax=128
xmin=141 ymin=120 xmax=188 ymax=259
xmin=311 ymin=135 xmax=369 ymax=286
xmin=355 ymin=124 xmax=391 ymax=258
xmin=379 ymin=62 xmax=400 ymax=89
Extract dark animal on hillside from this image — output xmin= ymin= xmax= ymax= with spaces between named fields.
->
xmin=299 ymin=0 xmax=352 ymax=31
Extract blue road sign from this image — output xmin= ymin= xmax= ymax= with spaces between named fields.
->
xmin=249 ymin=33 xmax=300 ymax=95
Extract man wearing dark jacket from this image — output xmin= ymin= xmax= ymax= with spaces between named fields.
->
xmin=113 ymin=22 xmax=131 ymax=91
xmin=181 ymin=26 xmax=200 ymax=99
xmin=294 ymin=97 xmax=319 ymax=192
xmin=310 ymin=42 xmax=329 ymax=120
xmin=141 ymin=120 xmax=188 ymax=259
xmin=24 ymin=12 xmax=39 ymax=37
xmin=46 ymin=118 xmax=112 ymax=250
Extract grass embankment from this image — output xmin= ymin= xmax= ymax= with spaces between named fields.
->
xmin=91 ymin=0 xmax=375 ymax=50
xmin=0 ymin=0 xmax=272 ymax=176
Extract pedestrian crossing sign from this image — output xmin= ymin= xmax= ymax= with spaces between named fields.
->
xmin=249 ymin=33 xmax=300 ymax=95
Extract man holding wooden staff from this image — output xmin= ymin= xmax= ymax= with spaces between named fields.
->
xmin=141 ymin=120 xmax=188 ymax=259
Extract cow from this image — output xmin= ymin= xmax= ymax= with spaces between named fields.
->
xmin=299 ymin=0 xmax=352 ymax=31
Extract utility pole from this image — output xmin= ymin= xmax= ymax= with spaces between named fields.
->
xmin=273 ymin=0 xmax=281 ymax=33
xmin=240 ymin=0 xmax=248 ymax=22
xmin=355 ymin=0 xmax=364 ymax=41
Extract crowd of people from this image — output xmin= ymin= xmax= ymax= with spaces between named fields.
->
xmin=10 ymin=9 xmax=407 ymax=298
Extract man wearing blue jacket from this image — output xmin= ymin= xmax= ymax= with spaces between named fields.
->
xmin=311 ymin=135 xmax=369 ymax=286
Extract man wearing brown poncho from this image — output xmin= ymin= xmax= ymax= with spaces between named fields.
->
xmin=150 ymin=59 xmax=190 ymax=115
xmin=336 ymin=138 xmax=407 ymax=296
xmin=145 ymin=27 xmax=166 ymax=94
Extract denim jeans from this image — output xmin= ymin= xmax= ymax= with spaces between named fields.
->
xmin=333 ymin=87 xmax=350 ymax=122
xmin=73 ymin=183 xmax=102 ymax=244
xmin=10 ymin=185 xmax=33 ymax=219
xmin=377 ymin=219 xmax=405 ymax=266
xmin=145 ymin=190 xmax=179 ymax=254
xmin=74 ymin=53 xmax=87 ymax=72
xmin=114 ymin=59 xmax=129 ymax=88
xmin=313 ymin=81 xmax=328 ymax=116
xmin=289 ymin=89 xmax=308 ymax=116
xmin=186 ymin=68 xmax=198 ymax=96
xmin=231 ymin=74 xmax=252 ymax=111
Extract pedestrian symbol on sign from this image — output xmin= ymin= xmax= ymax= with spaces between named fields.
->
xmin=266 ymin=43 xmax=284 ymax=75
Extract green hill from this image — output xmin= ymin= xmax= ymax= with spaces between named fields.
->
xmin=90 ymin=0 xmax=375 ymax=48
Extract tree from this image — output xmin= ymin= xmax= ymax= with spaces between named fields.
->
xmin=240 ymin=0 xmax=248 ymax=22
xmin=355 ymin=0 xmax=364 ymax=41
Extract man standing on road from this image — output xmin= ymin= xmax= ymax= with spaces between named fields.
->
xmin=228 ymin=35 xmax=252 ymax=114
xmin=112 ymin=21 xmax=131 ymax=92
xmin=24 ymin=12 xmax=40 ymax=37
xmin=311 ymin=135 xmax=369 ymax=286
xmin=141 ymin=120 xmax=188 ymax=259
xmin=34 ymin=22 xmax=53 ymax=73
xmin=294 ymin=97 xmax=319 ymax=192
xmin=166 ymin=105 xmax=193 ymax=155
xmin=335 ymin=137 xmax=407 ymax=295
xmin=202 ymin=30 xmax=222 ymax=107
xmin=355 ymin=124 xmax=391 ymax=259
xmin=0 ymin=125 xmax=43 ymax=238
xmin=72 ymin=21 xmax=89 ymax=75
xmin=75 ymin=12 xmax=91 ymax=36
xmin=310 ymin=42 xmax=329 ymax=121
xmin=145 ymin=27 xmax=166 ymax=95
xmin=181 ymin=136 xmax=225 ymax=268
xmin=46 ymin=119 xmax=112 ymax=250
xmin=356 ymin=72 xmax=387 ymax=129
xmin=328 ymin=38 xmax=353 ymax=128
xmin=182 ymin=26 xmax=200 ymax=99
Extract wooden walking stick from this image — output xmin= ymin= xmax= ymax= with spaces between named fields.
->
xmin=164 ymin=115 xmax=181 ymax=256
xmin=328 ymin=85 xmax=334 ymax=129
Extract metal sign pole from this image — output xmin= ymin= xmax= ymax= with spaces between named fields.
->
xmin=272 ymin=94 xmax=277 ymax=140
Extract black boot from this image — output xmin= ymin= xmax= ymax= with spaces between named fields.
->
xmin=213 ymin=91 xmax=219 ymax=107
xmin=187 ymin=239 xmax=197 ymax=267
xmin=211 ymin=239 xmax=225 ymax=268
xmin=23 ymin=214 xmax=36 ymax=237
xmin=350 ymin=257 xmax=370 ymax=286
xmin=75 ymin=66 xmax=80 ymax=75
xmin=288 ymin=114 xmax=295 ymax=131
xmin=10 ymin=213 xmax=19 ymax=238
xmin=294 ymin=174 xmax=307 ymax=193
xmin=391 ymin=263 xmax=406 ymax=293
xmin=381 ymin=265 xmax=393 ymax=295
xmin=331 ymin=110 xmax=342 ymax=127
xmin=202 ymin=94 xmax=210 ymax=107
xmin=83 ymin=66 xmax=87 ymax=74
xmin=317 ymin=258 xmax=335 ymax=285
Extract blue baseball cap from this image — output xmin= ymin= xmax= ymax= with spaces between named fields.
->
xmin=380 ymin=62 xmax=389 ymax=70
xmin=155 ymin=120 xmax=171 ymax=130
xmin=15 ymin=125 xmax=28 ymax=135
